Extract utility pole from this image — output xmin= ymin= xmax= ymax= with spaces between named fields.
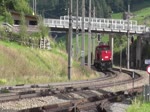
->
xmin=33 ymin=0 xmax=35 ymax=14
xmin=76 ymin=0 xmax=79 ymax=60
xmin=68 ymin=0 xmax=73 ymax=80
xmin=120 ymin=44 xmax=122 ymax=72
xmin=34 ymin=0 xmax=36 ymax=14
xmin=42 ymin=9 xmax=45 ymax=17
xmin=33 ymin=0 xmax=36 ymax=14
xmin=88 ymin=0 xmax=92 ymax=68
xmin=127 ymin=4 xmax=130 ymax=69
xmin=92 ymin=7 xmax=96 ymax=65
xmin=81 ymin=0 xmax=85 ymax=66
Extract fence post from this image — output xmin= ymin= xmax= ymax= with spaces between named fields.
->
xmin=40 ymin=38 xmax=42 ymax=49
xmin=145 ymin=85 xmax=148 ymax=102
xmin=149 ymin=85 xmax=150 ymax=102
xmin=142 ymin=85 xmax=144 ymax=102
xmin=43 ymin=38 xmax=45 ymax=49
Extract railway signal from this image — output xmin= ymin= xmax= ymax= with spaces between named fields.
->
xmin=146 ymin=65 xmax=150 ymax=86
xmin=132 ymin=71 xmax=135 ymax=93
xmin=131 ymin=36 xmax=134 ymax=44
xmin=147 ymin=65 xmax=150 ymax=74
xmin=145 ymin=59 xmax=150 ymax=65
xmin=98 ymin=34 xmax=101 ymax=42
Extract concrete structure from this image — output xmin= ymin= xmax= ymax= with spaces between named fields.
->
xmin=109 ymin=34 xmax=114 ymax=65
xmin=10 ymin=11 xmax=39 ymax=33
xmin=11 ymin=11 xmax=38 ymax=26
xmin=136 ymin=36 xmax=142 ymax=68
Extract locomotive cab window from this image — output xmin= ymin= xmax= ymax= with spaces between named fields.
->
xmin=99 ymin=46 xmax=110 ymax=50
xmin=96 ymin=47 xmax=101 ymax=51
xmin=102 ymin=47 xmax=110 ymax=50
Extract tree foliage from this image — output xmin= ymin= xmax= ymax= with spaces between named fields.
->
xmin=19 ymin=12 xmax=28 ymax=45
xmin=13 ymin=0 xmax=32 ymax=14
xmin=38 ymin=16 xmax=49 ymax=38
xmin=30 ymin=0 xmax=150 ymax=18
xmin=4 ymin=11 xmax=13 ymax=24
xmin=0 ymin=0 xmax=32 ymax=14
xmin=0 ymin=0 xmax=150 ymax=19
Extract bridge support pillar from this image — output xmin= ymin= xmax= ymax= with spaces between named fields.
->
xmin=109 ymin=34 xmax=114 ymax=65
xmin=136 ymin=36 xmax=142 ymax=69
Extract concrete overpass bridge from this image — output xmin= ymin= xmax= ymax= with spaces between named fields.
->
xmin=44 ymin=16 xmax=150 ymax=69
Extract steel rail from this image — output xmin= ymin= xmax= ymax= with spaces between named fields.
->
xmin=0 ymin=68 xmax=143 ymax=103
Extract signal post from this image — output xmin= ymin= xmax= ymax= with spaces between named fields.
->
xmin=68 ymin=0 xmax=73 ymax=80
xmin=109 ymin=34 xmax=114 ymax=65
xmin=147 ymin=65 xmax=150 ymax=86
xmin=136 ymin=36 xmax=142 ymax=69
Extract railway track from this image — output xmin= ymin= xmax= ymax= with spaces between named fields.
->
xmin=0 ymin=69 xmax=117 ymax=90
xmin=0 ymin=68 xmax=144 ymax=111
xmin=0 ymin=69 xmax=118 ymax=102
xmin=17 ymin=87 xmax=143 ymax=112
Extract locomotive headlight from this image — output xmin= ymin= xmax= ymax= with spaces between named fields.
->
xmin=102 ymin=58 xmax=104 ymax=61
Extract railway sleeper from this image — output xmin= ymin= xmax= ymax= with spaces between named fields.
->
xmin=18 ymin=90 xmax=140 ymax=112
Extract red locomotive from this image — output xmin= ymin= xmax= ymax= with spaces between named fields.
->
xmin=94 ymin=43 xmax=112 ymax=70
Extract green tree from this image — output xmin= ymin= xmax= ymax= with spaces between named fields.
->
xmin=0 ymin=0 xmax=5 ymax=16
xmin=13 ymin=0 xmax=32 ymax=14
xmin=107 ymin=0 xmax=124 ymax=12
xmin=0 ymin=0 xmax=32 ymax=14
xmin=38 ymin=16 xmax=49 ymax=38
xmin=19 ymin=12 xmax=28 ymax=45
xmin=0 ymin=25 xmax=8 ymax=40
xmin=4 ymin=11 xmax=13 ymax=24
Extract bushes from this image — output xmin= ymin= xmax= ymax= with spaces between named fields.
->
xmin=127 ymin=98 xmax=150 ymax=112
xmin=4 ymin=11 xmax=14 ymax=25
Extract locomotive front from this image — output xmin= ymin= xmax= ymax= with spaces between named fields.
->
xmin=94 ymin=44 xmax=112 ymax=70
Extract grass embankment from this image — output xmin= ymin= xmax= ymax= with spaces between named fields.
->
xmin=127 ymin=98 xmax=150 ymax=112
xmin=112 ymin=1 xmax=150 ymax=25
xmin=0 ymin=40 xmax=99 ymax=86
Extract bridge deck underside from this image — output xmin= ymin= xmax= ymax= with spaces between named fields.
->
xmin=50 ymin=27 xmax=143 ymax=34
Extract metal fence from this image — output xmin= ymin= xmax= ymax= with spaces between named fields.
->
xmin=44 ymin=16 xmax=150 ymax=34
xmin=143 ymin=85 xmax=150 ymax=102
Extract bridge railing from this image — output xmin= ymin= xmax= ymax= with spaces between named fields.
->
xmin=60 ymin=16 xmax=138 ymax=25
xmin=44 ymin=18 xmax=149 ymax=34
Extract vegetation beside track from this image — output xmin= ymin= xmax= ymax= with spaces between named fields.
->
xmin=127 ymin=98 xmax=150 ymax=112
xmin=0 ymin=40 xmax=99 ymax=86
